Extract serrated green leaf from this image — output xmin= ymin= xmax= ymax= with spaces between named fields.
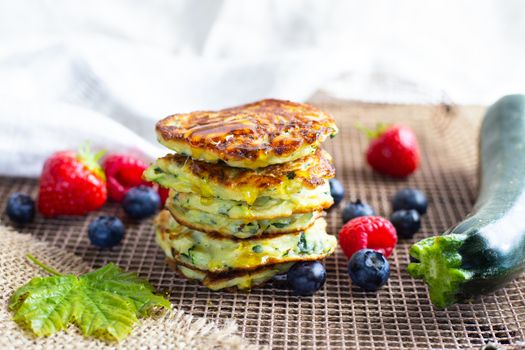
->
xmin=82 ymin=263 xmax=171 ymax=316
xmin=10 ymin=275 xmax=78 ymax=337
xmin=72 ymin=279 xmax=138 ymax=341
xmin=10 ymin=256 xmax=170 ymax=342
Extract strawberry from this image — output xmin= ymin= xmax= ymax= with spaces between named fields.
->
xmin=38 ymin=145 xmax=107 ymax=217
xmin=338 ymin=216 xmax=397 ymax=258
xmin=364 ymin=124 xmax=420 ymax=177
xmin=103 ymin=154 xmax=150 ymax=202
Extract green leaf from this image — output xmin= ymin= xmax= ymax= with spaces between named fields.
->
xmin=82 ymin=263 xmax=170 ymax=316
xmin=10 ymin=275 xmax=78 ymax=337
xmin=72 ymin=279 xmax=138 ymax=341
xmin=10 ymin=256 xmax=170 ymax=342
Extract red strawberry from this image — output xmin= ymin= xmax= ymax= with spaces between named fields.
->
xmin=338 ymin=216 xmax=397 ymax=258
xmin=103 ymin=154 xmax=150 ymax=202
xmin=365 ymin=124 xmax=420 ymax=177
xmin=38 ymin=145 xmax=107 ymax=217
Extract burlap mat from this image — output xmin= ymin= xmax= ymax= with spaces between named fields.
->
xmin=1 ymin=97 xmax=524 ymax=349
xmin=0 ymin=225 xmax=263 ymax=350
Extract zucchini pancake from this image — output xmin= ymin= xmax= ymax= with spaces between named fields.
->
xmin=172 ymin=262 xmax=294 ymax=291
xmin=169 ymin=184 xmax=332 ymax=220
xmin=143 ymin=148 xmax=334 ymax=204
xmin=166 ymin=200 xmax=323 ymax=239
xmin=155 ymin=210 xmax=336 ymax=273
xmin=146 ymin=99 xmax=338 ymax=291
xmin=155 ymin=99 xmax=338 ymax=169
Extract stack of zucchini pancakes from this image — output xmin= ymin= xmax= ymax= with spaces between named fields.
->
xmin=144 ymin=99 xmax=339 ymax=290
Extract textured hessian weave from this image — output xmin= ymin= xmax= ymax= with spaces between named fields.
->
xmin=0 ymin=227 xmax=260 ymax=350
xmin=1 ymin=99 xmax=524 ymax=349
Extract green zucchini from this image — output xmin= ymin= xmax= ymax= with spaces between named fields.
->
xmin=408 ymin=94 xmax=525 ymax=308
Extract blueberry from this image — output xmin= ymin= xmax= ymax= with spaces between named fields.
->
xmin=88 ymin=216 xmax=125 ymax=248
xmin=392 ymin=188 xmax=428 ymax=215
xmin=342 ymin=199 xmax=375 ymax=224
xmin=287 ymin=261 xmax=327 ymax=296
xmin=329 ymin=178 xmax=345 ymax=206
xmin=6 ymin=193 xmax=35 ymax=224
xmin=390 ymin=209 xmax=421 ymax=238
xmin=348 ymin=249 xmax=390 ymax=291
xmin=271 ymin=274 xmax=289 ymax=289
xmin=122 ymin=185 xmax=160 ymax=219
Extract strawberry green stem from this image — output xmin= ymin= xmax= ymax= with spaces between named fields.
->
xmin=77 ymin=142 xmax=106 ymax=180
xmin=355 ymin=122 xmax=390 ymax=139
xmin=26 ymin=254 xmax=64 ymax=276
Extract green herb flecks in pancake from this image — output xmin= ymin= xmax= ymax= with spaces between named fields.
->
xmin=166 ymin=200 xmax=322 ymax=239
xmin=155 ymin=211 xmax=336 ymax=273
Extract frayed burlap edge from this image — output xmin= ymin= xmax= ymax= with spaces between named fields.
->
xmin=0 ymin=224 xmax=264 ymax=350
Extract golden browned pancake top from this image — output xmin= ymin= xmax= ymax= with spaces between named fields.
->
xmin=156 ymin=99 xmax=338 ymax=164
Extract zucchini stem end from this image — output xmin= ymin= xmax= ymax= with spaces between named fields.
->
xmin=407 ymin=234 xmax=472 ymax=308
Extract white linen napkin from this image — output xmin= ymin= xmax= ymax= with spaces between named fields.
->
xmin=0 ymin=0 xmax=523 ymax=177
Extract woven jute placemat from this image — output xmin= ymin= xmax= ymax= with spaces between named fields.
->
xmin=0 ymin=226 xmax=262 ymax=350
xmin=1 ymin=98 xmax=524 ymax=349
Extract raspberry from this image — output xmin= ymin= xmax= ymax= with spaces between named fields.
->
xmin=338 ymin=216 xmax=398 ymax=258
xmin=103 ymin=154 xmax=149 ymax=202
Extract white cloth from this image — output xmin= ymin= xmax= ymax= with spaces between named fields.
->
xmin=0 ymin=0 xmax=524 ymax=177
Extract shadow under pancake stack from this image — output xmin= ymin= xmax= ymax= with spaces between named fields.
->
xmin=144 ymin=99 xmax=339 ymax=290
